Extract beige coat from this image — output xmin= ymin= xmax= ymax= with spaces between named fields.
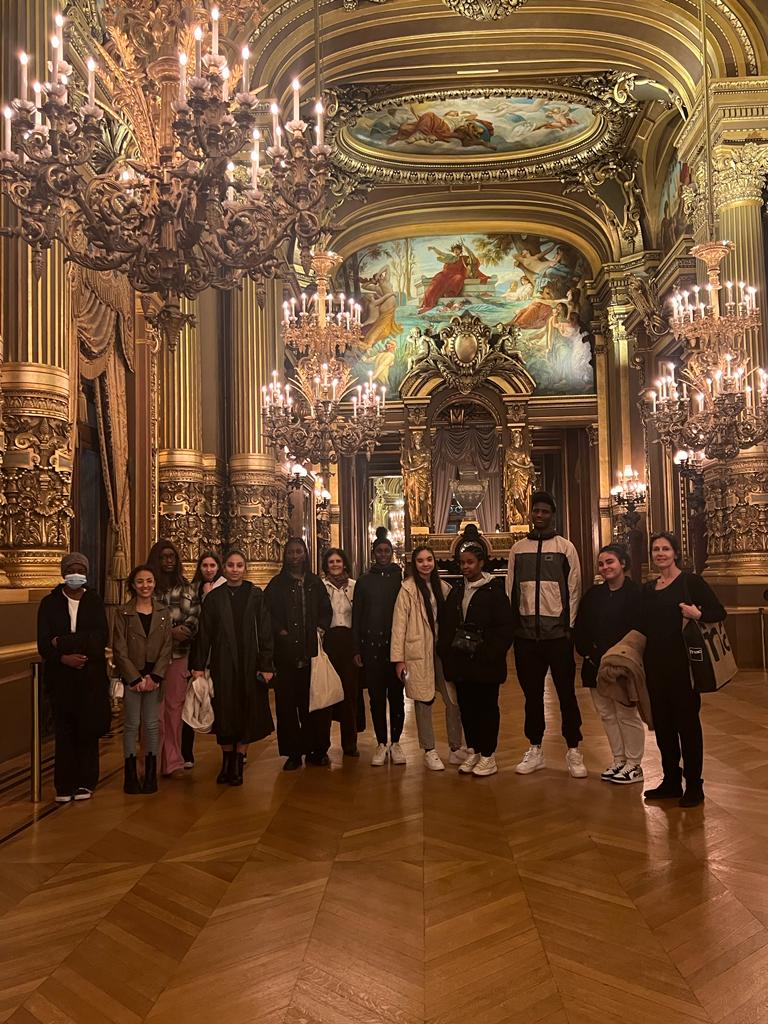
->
xmin=597 ymin=629 xmax=654 ymax=729
xmin=390 ymin=576 xmax=452 ymax=702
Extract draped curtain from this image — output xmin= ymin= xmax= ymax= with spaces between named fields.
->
xmin=432 ymin=427 xmax=501 ymax=533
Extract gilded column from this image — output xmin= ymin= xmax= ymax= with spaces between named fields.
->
xmin=713 ymin=143 xmax=768 ymax=371
xmin=0 ymin=0 xmax=74 ymax=586
xmin=228 ymin=279 xmax=288 ymax=585
xmin=157 ymin=299 xmax=206 ymax=577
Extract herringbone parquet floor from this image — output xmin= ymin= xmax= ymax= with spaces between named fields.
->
xmin=1 ymin=669 xmax=768 ymax=1024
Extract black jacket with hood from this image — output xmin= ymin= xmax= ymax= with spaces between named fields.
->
xmin=438 ymin=575 xmax=514 ymax=686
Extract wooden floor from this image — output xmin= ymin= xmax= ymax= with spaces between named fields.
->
xmin=1 ymin=670 xmax=768 ymax=1024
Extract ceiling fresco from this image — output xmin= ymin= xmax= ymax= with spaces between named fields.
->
xmin=346 ymin=96 xmax=597 ymax=161
xmin=335 ymin=232 xmax=595 ymax=398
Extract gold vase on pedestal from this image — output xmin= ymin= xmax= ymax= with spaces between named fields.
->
xmin=0 ymin=364 xmax=74 ymax=587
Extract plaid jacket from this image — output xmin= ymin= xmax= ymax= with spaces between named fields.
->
xmin=158 ymin=583 xmax=200 ymax=658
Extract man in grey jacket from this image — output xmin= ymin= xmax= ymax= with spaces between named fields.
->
xmin=506 ymin=491 xmax=586 ymax=778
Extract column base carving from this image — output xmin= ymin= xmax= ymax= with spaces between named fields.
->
xmin=0 ymin=364 xmax=74 ymax=588
xmin=202 ymin=454 xmax=226 ymax=555
xmin=158 ymin=450 xmax=206 ymax=577
xmin=704 ymin=446 xmax=768 ymax=577
xmin=228 ymin=453 xmax=288 ymax=585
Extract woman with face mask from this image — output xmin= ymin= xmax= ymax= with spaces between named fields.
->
xmin=391 ymin=545 xmax=466 ymax=771
xmin=322 ymin=548 xmax=360 ymax=758
xmin=146 ymin=539 xmax=200 ymax=777
xmin=574 ymin=544 xmax=645 ymax=785
xmin=265 ymin=538 xmax=333 ymax=771
xmin=638 ymin=532 xmax=726 ymax=808
xmin=36 ymin=553 xmax=111 ymax=802
xmin=184 ymin=551 xmax=225 ymax=768
xmin=352 ymin=531 xmax=405 ymax=766
xmin=112 ymin=565 xmax=173 ymax=794
xmin=189 ymin=550 xmax=275 ymax=785
xmin=438 ymin=544 xmax=514 ymax=776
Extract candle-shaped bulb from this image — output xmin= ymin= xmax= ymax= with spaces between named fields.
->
xmin=54 ymin=12 xmax=64 ymax=28
xmin=291 ymin=77 xmax=300 ymax=121
xmin=86 ymin=56 xmax=96 ymax=107
xmin=241 ymin=45 xmax=250 ymax=91
xmin=18 ymin=52 xmax=29 ymax=102
xmin=211 ymin=5 xmax=220 ymax=56
xmin=221 ymin=64 xmax=230 ymax=100
xmin=194 ymin=25 xmax=203 ymax=76
xmin=315 ymin=99 xmax=324 ymax=145
xmin=2 ymin=106 xmax=12 ymax=153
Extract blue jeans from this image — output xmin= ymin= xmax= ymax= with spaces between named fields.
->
xmin=123 ymin=687 xmax=162 ymax=756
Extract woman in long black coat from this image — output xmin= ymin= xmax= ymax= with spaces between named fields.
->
xmin=37 ymin=552 xmax=111 ymax=802
xmin=189 ymin=550 xmax=274 ymax=786
xmin=439 ymin=543 xmax=514 ymax=777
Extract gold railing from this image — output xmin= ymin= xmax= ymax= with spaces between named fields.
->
xmin=0 ymin=645 xmax=43 ymax=802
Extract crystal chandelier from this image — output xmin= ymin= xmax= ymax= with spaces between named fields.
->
xmin=644 ymin=0 xmax=768 ymax=463
xmin=610 ymin=465 xmax=646 ymax=542
xmin=0 ymin=5 xmax=332 ymax=348
xmin=262 ymin=249 xmax=385 ymax=470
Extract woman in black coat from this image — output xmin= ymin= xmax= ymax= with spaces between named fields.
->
xmin=189 ymin=550 xmax=274 ymax=786
xmin=439 ymin=543 xmax=514 ymax=777
xmin=265 ymin=538 xmax=333 ymax=772
xmin=639 ymin=531 xmax=726 ymax=808
xmin=36 ymin=552 xmax=111 ymax=802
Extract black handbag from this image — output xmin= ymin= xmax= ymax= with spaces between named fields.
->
xmin=450 ymin=597 xmax=483 ymax=656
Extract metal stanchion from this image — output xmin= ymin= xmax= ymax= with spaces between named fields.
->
xmin=761 ymin=608 xmax=767 ymax=673
xmin=30 ymin=662 xmax=43 ymax=803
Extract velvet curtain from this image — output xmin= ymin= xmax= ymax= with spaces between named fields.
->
xmin=432 ymin=427 xmax=501 ymax=533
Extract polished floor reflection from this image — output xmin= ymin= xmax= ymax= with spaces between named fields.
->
xmin=0 ymin=669 xmax=767 ymax=1023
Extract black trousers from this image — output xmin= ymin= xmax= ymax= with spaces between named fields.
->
xmin=275 ymin=664 xmax=332 ymax=757
xmin=324 ymin=627 xmax=360 ymax=752
xmin=364 ymin=650 xmax=404 ymax=744
xmin=53 ymin=706 xmax=100 ymax=796
xmin=455 ymin=682 xmax=500 ymax=757
xmin=513 ymin=636 xmax=582 ymax=748
xmin=181 ymin=722 xmax=195 ymax=762
xmin=648 ymin=670 xmax=703 ymax=785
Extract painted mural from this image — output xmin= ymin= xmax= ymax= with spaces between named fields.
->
xmin=338 ymin=233 xmax=595 ymax=397
xmin=658 ymin=158 xmax=693 ymax=253
xmin=348 ymin=97 xmax=597 ymax=159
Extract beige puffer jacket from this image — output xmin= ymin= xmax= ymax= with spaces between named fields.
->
xmin=390 ymin=576 xmax=452 ymax=702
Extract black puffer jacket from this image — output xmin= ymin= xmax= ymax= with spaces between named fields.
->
xmin=438 ymin=576 xmax=514 ymax=686
xmin=351 ymin=563 xmax=403 ymax=657
xmin=264 ymin=571 xmax=332 ymax=669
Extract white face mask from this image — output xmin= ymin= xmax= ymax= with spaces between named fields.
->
xmin=64 ymin=573 xmax=87 ymax=589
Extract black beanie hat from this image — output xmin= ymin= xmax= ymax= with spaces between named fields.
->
xmin=531 ymin=490 xmax=556 ymax=513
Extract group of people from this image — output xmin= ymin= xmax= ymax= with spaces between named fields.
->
xmin=37 ymin=488 xmax=726 ymax=809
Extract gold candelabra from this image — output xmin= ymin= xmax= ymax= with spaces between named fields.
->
xmin=0 ymin=6 xmax=333 ymax=348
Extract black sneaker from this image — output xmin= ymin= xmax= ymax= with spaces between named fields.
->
xmin=283 ymin=755 xmax=303 ymax=772
xmin=679 ymin=783 xmax=705 ymax=808
xmin=307 ymin=752 xmax=330 ymax=767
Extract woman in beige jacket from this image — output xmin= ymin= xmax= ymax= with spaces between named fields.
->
xmin=391 ymin=546 xmax=466 ymax=770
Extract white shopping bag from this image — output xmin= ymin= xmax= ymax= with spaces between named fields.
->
xmin=309 ymin=631 xmax=344 ymax=712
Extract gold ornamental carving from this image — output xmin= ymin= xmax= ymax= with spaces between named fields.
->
xmin=158 ymin=468 xmax=207 ymax=570
xmin=402 ymin=428 xmax=432 ymax=531
xmin=228 ymin=467 xmax=289 ymax=571
xmin=703 ymin=449 xmax=768 ymax=576
xmin=685 ymin=144 xmax=768 ymax=220
xmin=503 ymin=429 xmax=535 ymax=529
xmin=201 ymin=457 xmax=226 ymax=555
xmin=0 ymin=367 xmax=74 ymax=586
xmin=441 ymin=0 xmax=528 ymax=19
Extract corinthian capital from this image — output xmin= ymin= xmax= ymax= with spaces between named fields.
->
xmin=713 ymin=143 xmax=768 ymax=208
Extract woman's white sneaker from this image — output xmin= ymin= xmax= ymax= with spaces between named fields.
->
xmin=371 ymin=743 xmax=389 ymax=766
xmin=458 ymin=753 xmax=481 ymax=774
xmin=389 ymin=742 xmax=406 ymax=765
xmin=424 ymin=749 xmax=445 ymax=771
xmin=472 ymin=755 xmax=498 ymax=777
xmin=515 ymin=745 xmax=545 ymax=774
xmin=566 ymin=748 xmax=588 ymax=778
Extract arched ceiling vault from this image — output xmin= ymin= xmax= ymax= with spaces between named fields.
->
xmin=331 ymin=188 xmax=616 ymax=272
xmin=246 ymin=0 xmax=768 ymax=111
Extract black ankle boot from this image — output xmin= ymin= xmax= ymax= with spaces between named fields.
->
xmin=229 ymin=752 xmax=245 ymax=786
xmin=217 ymin=750 xmax=233 ymax=784
xmin=142 ymin=753 xmax=158 ymax=794
xmin=679 ymin=780 xmax=705 ymax=808
xmin=643 ymin=777 xmax=683 ymax=800
xmin=123 ymin=755 xmax=142 ymax=795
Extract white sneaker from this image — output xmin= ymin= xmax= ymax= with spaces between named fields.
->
xmin=424 ymin=749 xmax=445 ymax=771
xmin=472 ymin=755 xmax=498 ymax=777
xmin=611 ymin=763 xmax=644 ymax=785
xmin=55 ymin=794 xmax=73 ymax=804
xmin=566 ymin=748 xmax=588 ymax=778
xmin=601 ymin=761 xmax=625 ymax=782
xmin=515 ymin=745 xmax=545 ymax=774
xmin=371 ymin=743 xmax=389 ymax=767
xmin=449 ymin=746 xmax=471 ymax=765
xmin=73 ymin=787 xmax=93 ymax=801
xmin=390 ymin=742 xmax=406 ymax=765
xmin=458 ymin=753 xmax=481 ymax=774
